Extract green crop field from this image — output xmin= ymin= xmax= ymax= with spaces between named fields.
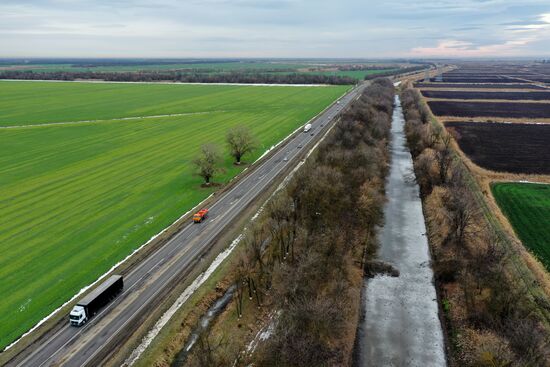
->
xmin=492 ymin=182 xmax=550 ymax=271
xmin=0 ymin=80 xmax=348 ymax=349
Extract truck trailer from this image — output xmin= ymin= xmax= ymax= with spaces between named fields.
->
xmin=69 ymin=275 xmax=123 ymax=326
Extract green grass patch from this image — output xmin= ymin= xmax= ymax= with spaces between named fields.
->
xmin=0 ymin=81 xmax=347 ymax=349
xmin=492 ymin=182 xmax=550 ymax=270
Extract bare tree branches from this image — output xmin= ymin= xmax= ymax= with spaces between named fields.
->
xmin=193 ymin=143 xmax=222 ymax=185
xmin=226 ymin=125 xmax=257 ymax=165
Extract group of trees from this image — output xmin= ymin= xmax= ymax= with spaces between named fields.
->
xmin=0 ymin=70 xmax=357 ymax=85
xmin=401 ymin=85 xmax=550 ymax=366
xmin=193 ymin=126 xmax=257 ymax=185
xmin=186 ymin=78 xmax=395 ymax=366
xmin=0 ymin=64 xmax=432 ymax=85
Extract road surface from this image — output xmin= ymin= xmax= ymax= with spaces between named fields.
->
xmin=355 ymin=95 xmax=446 ymax=366
xmin=7 ymin=83 xmax=365 ymax=367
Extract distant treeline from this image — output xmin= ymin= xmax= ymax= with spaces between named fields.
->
xmin=0 ymin=65 xmax=430 ymax=85
xmin=0 ymin=58 xmax=241 ymax=66
xmin=0 ymin=70 xmax=357 ymax=85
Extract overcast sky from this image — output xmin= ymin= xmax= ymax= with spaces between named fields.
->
xmin=1 ymin=0 xmax=550 ymax=58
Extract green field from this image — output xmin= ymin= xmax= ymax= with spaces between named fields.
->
xmin=492 ymin=182 xmax=550 ymax=270
xmin=0 ymin=80 xmax=348 ymax=349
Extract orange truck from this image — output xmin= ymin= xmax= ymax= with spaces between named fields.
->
xmin=193 ymin=208 xmax=209 ymax=223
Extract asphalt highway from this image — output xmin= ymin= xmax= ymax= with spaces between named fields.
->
xmin=8 ymin=83 xmax=365 ymax=367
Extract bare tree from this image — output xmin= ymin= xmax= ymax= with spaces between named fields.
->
xmin=414 ymin=148 xmax=438 ymax=197
xmin=226 ymin=125 xmax=257 ymax=165
xmin=436 ymin=134 xmax=453 ymax=184
xmin=443 ymin=166 xmax=478 ymax=248
xmin=193 ymin=143 xmax=222 ymax=185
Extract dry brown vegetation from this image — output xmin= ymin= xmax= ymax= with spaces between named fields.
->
xmin=401 ymin=84 xmax=550 ymax=366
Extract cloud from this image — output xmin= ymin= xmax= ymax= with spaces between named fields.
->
xmin=409 ymin=10 xmax=550 ymax=57
xmin=410 ymin=39 xmax=530 ymax=57
xmin=0 ymin=0 xmax=549 ymax=57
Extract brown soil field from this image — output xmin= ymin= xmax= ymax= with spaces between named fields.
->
xmin=428 ymin=100 xmax=550 ymax=118
xmin=414 ymin=83 xmax=547 ymax=90
xmin=421 ymin=90 xmax=550 ymax=100
xmin=445 ymin=121 xmax=550 ymax=174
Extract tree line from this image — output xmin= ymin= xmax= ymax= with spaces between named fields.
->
xmin=400 ymin=85 xmax=550 ymax=366
xmin=0 ymin=64 xmax=431 ymax=85
xmin=0 ymin=70 xmax=358 ymax=85
xmin=186 ymin=78 xmax=396 ymax=366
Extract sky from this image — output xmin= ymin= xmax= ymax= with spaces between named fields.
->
xmin=1 ymin=0 xmax=550 ymax=58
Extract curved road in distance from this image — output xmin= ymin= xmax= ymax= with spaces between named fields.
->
xmin=8 ymin=83 xmax=365 ymax=367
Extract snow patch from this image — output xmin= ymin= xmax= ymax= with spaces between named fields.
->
xmin=19 ymin=299 xmax=32 ymax=313
xmin=245 ymin=311 xmax=280 ymax=356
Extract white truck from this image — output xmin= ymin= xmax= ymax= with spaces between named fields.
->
xmin=69 ymin=275 xmax=123 ymax=326
xmin=303 ymin=123 xmax=312 ymax=133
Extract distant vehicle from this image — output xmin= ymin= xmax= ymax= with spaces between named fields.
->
xmin=69 ymin=275 xmax=123 ymax=327
xmin=337 ymin=101 xmax=341 ymax=104
xmin=283 ymin=157 xmax=289 ymax=162
xmin=303 ymin=123 xmax=312 ymax=133
xmin=297 ymin=144 xmax=302 ymax=149
xmin=193 ymin=208 xmax=209 ymax=223
xmin=310 ymin=133 xmax=314 ymax=136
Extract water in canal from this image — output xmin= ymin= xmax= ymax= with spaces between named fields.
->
xmin=355 ymin=95 xmax=446 ymax=366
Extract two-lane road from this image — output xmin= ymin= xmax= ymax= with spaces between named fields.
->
xmin=9 ymin=83 xmax=365 ymax=367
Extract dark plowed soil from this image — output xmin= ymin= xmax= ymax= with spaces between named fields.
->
xmin=428 ymin=101 xmax=550 ymax=118
xmin=415 ymin=83 xmax=547 ymax=90
xmin=445 ymin=121 xmax=550 ymax=174
xmin=421 ymin=90 xmax=550 ymax=101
